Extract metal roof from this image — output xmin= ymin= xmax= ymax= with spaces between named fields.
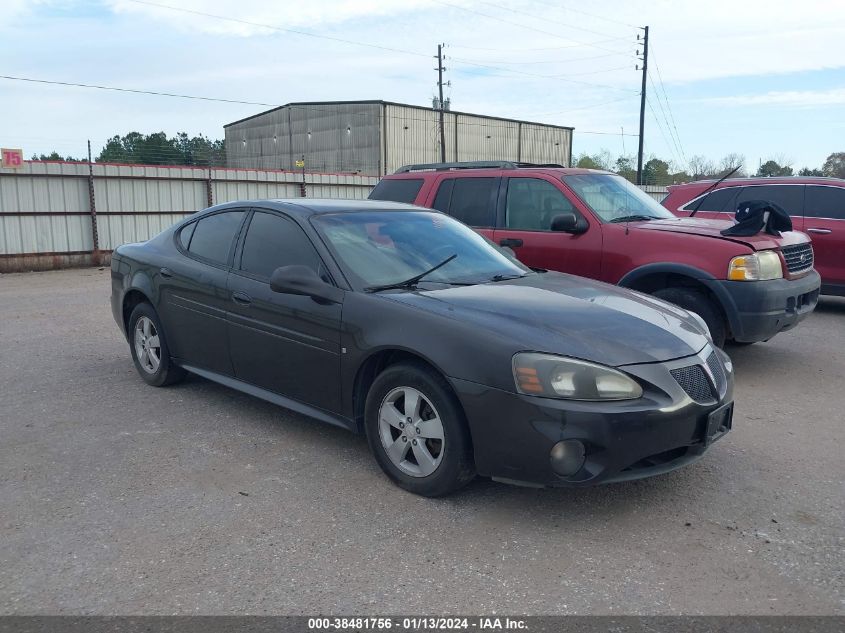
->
xmin=224 ymin=100 xmax=574 ymax=132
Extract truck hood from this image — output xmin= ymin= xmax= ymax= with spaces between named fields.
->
xmin=382 ymin=272 xmax=709 ymax=367
xmin=633 ymin=217 xmax=809 ymax=251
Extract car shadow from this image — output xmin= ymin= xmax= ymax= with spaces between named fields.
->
xmin=814 ymin=295 xmax=845 ymax=314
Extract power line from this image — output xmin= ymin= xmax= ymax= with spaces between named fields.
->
xmin=649 ymin=43 xmax=687 ymax=165
xmin=448 ymin=51 xmax=625 ymax=65
xmin=528 ymin=0 xmax=640 ymax=29
xmin=476 ymin=0 xmax=628 ymax=40
xmin=450 ymin=58 xmax=639 ymax=92
xmin=647 ymin=72 xmax=685 ymax=168
xmin=646 ymin=97 xmax=680 ymax=166
xmin=125 ymin=0 xmax=430 ymax=59
xmin=522 ymin=95 xmax=636 ymax=117
xmin=0 ymin=75 xmax=281 ymax=107
xmin=431 ymin=0 xmax=634 ymax=57
xmin=448 ymin=40 xmax=630 ymax=53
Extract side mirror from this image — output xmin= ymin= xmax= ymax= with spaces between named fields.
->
xmin=550 ymin=213 xmax=586 ymax=234
xmin=269 ymin=265 xmax=344 ymax=304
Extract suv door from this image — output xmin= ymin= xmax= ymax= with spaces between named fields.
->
xmin=804 ymin=185 xmax=845 ymax=292
xmin=162 ymin=209 xmax=248 ymax=375
xmin=227 ymin=210 xmax=343 ymax=413
xmin=492 ymin=176 xmax=602 ymax=278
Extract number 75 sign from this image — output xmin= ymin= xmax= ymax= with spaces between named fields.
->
xmin=2 ymin=148 xmax=24 ymax=168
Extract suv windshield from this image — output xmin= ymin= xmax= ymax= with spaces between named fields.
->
xmin=563 ymin=173 xmax=675 ymax=223
xmin=312 ymin=211 xmax=530 ymax=290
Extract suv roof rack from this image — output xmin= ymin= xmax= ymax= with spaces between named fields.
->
xmin=394 ymin=161 xmax=565 ymax=174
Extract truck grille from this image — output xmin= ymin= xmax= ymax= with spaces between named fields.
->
xmin=781 ymin=243 xmax=814 ymax=274
xmin=705 ymin=351 xmax=727 ymax=397
xmin=671 ymin=364 xmax=715 ymax=403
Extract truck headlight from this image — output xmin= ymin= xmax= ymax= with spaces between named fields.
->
xmin=727 ymin=250 xmax=782 ymax=281
xmin=513 ymin=353 xmax=643 ymax=400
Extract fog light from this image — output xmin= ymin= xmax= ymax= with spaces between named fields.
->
xmin=550 ymin=440 xmax=586 ymax=477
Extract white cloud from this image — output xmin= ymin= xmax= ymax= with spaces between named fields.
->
xmin=696 ymin=88 xmax=845 ymax=108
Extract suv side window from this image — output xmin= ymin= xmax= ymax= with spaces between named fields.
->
xmin=505 ymin=178 xmax=578 ymax=231
xmin=187 ymin=210 xmax=246 ymax=265
xmin=368 ymin=178 xmax=424 ymax=203
xmin=432 ymin=177 xmax=496 ymax=227
xmin=805 ymin=186 xmax=845 ymax=219
xmin=239 ymin=211 xmax=322 ymax=280
xmin=683 ymin=187 xmax=739 ymax=213
xmin=735 ymin=185 xmax=804 ymax=216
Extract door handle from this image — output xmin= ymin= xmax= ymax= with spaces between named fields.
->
xmin=806 ymin=228 xmax=832 ymax=234
xmin=232 ymin=291 xmax=252 ymax=306
xmin=159 ymin=267 xmax=173 ymax=278
xmin=499 ymin=238 xmax=524 ymax=248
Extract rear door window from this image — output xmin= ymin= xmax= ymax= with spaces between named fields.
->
xmin=368 ymin=178 xmax=424 ymax=204
xmin=432 ymin=177 xmax=497 ymax=227
xmin=805 ymin=186 xmax=845 ymax=219
xmin=187 ymin=210 xmax=246 ymax=265
xmin=735 ymin=185 xmax=804 ymax=216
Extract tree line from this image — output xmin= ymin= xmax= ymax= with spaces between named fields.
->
xmin=32 ymin=132 xmax=226 ymax=166
xmin=574 ymin=150 xmax=845 ymax=185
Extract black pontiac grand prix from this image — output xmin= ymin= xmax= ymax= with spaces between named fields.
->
xmin=111 ymin=199 xmax=734 ymax=496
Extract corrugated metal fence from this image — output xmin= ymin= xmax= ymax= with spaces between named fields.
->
xmin=0 ymin=161 xmax=378 ymax=272
xmin=1 ymin=160 xmax=668 ymax=273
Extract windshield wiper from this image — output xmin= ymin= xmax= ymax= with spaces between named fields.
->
xmin=489 ymin=273 xmax=529 ymax=282
xmin=364 ymin=254 xmax=457 ymax=293
xmin=609 ymin=214 xmax=658 ymax=223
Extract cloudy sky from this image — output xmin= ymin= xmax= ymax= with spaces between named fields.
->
xmin=3 ymin=0 xmax=844 ymax=171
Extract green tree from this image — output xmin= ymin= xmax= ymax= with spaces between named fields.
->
xmin=822 ymin=152 xmax=845 ymax=178
xmin=614 ymin=155 xmax=636 ymax=182
xmin=96 ymin=131 xmax=225 ymax=166
xmin=798 ymin=167 xmax=824 ymax=176
xmin=756 ymin=160 xmax=793 ymax=177
xmin=642 ymin=158 xmax=670 ymax=185
xmin=31 ymin=151 xmax=83 ymax=162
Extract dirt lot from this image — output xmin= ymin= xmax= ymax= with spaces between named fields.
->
xmin=0 ymin=268 xmax=842 ymax=615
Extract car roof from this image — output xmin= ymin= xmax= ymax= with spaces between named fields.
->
xmin=205 ymin=198 xmax=428 ymax=218
xmin=670 ymin=176 xmax=845 ymax=189
xmin=383 ymin=166 xmax=614 ymax=179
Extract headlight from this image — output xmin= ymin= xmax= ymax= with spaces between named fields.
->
xmin=727 ymin=250 xmax=782 ymax=281
xmin=512 ymin=352 xmax=643 ymax=401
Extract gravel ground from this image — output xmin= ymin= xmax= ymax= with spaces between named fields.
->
xmin=0 ymin=268 xmax=842 ymax=615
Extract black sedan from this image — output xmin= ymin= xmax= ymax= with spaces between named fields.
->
xmin=111 ymin=199 xmax=734 ymax=496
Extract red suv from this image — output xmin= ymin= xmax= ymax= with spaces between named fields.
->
xmin=369 ymin=161 xmax=821 ymax=347
xmin=662 ymin=176 xmax=845 ymax=296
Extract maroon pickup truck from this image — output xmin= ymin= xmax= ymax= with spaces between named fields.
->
xmin=369 ymin=161 xmax=821 ymax=347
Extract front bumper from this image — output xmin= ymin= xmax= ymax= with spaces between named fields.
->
xmin=706 ymin=271 xmax=820 ymax=343
xmin=450 ymin=348 xmax=734 ymax=487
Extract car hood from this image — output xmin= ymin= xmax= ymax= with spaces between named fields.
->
xmin=381 ymin=272 xmax=709 ymax=367
xmin=633 ymin=217 xmax=809 ymax=251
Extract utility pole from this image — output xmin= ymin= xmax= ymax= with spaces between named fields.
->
xmin=436 ymin=43 xmax=446 ymax=163
xmin=636 ymin=25 xmax=649 ymax=185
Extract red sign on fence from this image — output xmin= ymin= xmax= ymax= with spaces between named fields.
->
xmin=2 ymin=148 xmax=24 ymax=169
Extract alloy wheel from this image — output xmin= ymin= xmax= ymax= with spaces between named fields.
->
xmin=378 ymin=386 xmax=445 ymax=477
xmin=133 ymin=316 xmax=161 ymax=374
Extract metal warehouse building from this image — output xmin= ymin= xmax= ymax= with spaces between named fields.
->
xmin=224 ymin=100 xmax=573 ymax=176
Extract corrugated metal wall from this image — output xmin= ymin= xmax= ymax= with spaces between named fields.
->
xmin=226 ymin=103 xmax=382 ymax=174
xmin=0 ymin=161 xmax=377 ymax=272
xmin=226 ymin=102 xmax=573 ymax=175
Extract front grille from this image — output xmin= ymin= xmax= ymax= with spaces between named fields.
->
xmin=781 ymin=243 xmax=814 ymax=274
xmin=671 ymin=364 xmax=715 ymax=403
xmin=705 ymin=351 xmax=727 ymax=397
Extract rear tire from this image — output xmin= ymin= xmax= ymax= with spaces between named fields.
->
xmin=128 ymin=302 xmax=186 ymax=387
xmin=364 ymin=362 xmax=475 ymax=497
xmin=653 ymin=287 xmax=727 ymax=348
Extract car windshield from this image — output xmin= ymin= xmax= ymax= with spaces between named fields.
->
xmin=312 ymin=211 xmax=530 ymax=290
xmin=563 ymin=173 xmax=675 ymax=223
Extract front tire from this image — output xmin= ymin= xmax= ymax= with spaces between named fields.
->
xmin=653 ymin=287 xmax=727 ymax=348
xmin=128 ymin=302 xmax=186 ymax=387
xmin=364 ymin=362 xmax=475 ymax=497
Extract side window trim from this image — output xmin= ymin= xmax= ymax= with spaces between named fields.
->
xmin=680 ymin=186 xmax=741 ymax=212
xmin=179 ymin=208 xmax=249 ymax=270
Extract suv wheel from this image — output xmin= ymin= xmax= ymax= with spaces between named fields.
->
xmin=653 ymin=287 xmax=727 ymax=348
xmin=364 ymin=362 xmax=475 ymax=497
